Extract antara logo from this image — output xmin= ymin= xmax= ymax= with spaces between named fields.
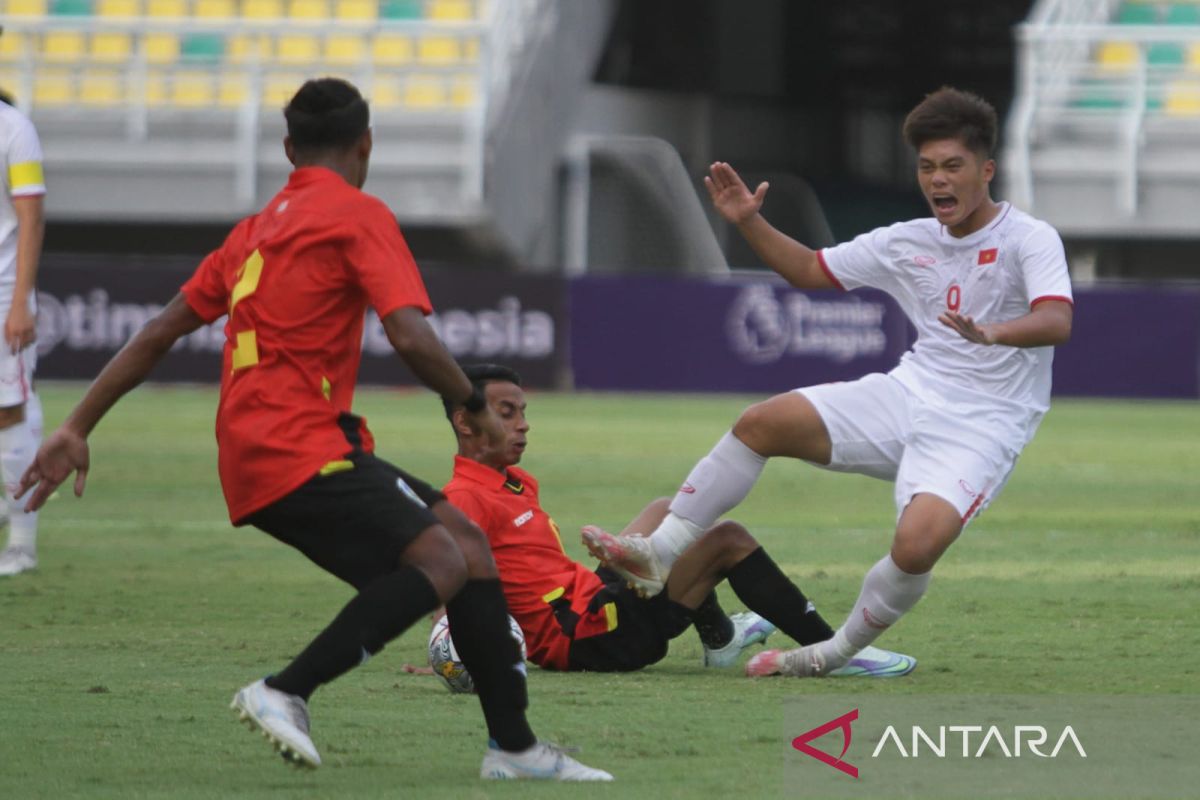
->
xmin=792 ymin=709 xmax=859 ymax=778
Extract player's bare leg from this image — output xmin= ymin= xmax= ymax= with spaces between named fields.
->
xmin=747 ymin=493 xmax=958 ymax=678
xmin=584 ymin=391 xmax=831 ymax=596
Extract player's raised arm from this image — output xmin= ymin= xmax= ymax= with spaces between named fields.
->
xmin=938 ymin=299 xmax=1072 ymax=348
xmin=16 ymin=293 xmax=207 ymax=511
xmin=380 ymin=306 xmax=502 ymax=440
xmin=705 ymin=161 xmax=836 ymax=290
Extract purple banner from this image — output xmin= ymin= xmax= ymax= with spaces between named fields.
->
xmin=35 ymin=260 xmax=570 ymax=388
xmin=569 ymin=275 xmax=911 ymax=393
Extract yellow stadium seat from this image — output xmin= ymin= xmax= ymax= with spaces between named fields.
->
xmin=405 ymin=74 xmax=445 ymax=107
xmin=417 ymin=35 xmax=460 ymax=64
xmin=450 ymin=73 xmax=474 ymax=107
xmin=1098 ymin=41 xmax=1139 ymax=70
xmin=218 ymin=73 xmax=249 ymax=106
xmin=227 ymin=34 xmax=272 ymax=62
xmin=95 ymin=0 xmax=139 ymax=14
xmin=370 ymin=80 xmax=400 ymax=108
xmin=194 ymin=0 xmax=235 ymax=16
xmin=241 ymin=0 xmax=282 ymax=17
xmin=172 ymin=71 xmax=214 ymax=106
xmin=325 ymin=35 xmax=366 ymax=65
xmin=277 ymin=34 xmax=319 ymax=63
xmin=42 ymin=30 xmax=87 ymax=63
xmin=146 ymin=0 xmax=186 ymax=15
xmin=0 ymin=70 xmax=18 ymax=95
xmin=372 ymin=33 xmax=412 ymax=64
xmin=80 ymin=71 xmax=124 ymax=105
xmin=34 ymin=70 xmax=73 ymax=105
xmin=463 ymin=35 xmax=478 ymax=62
xmin=263 ymin=73 xmax=303 ymax=106
xmin=287 ymin=0 xmax=327 ymax=18
xmin=1189 ymin=43 xmax=1200 ymax=72
xmin=91 ymin=32 xmax=133 ymax=62
xmin=428 ymin=0 xmax=472 ymax=20
xmin=0 ymin=32 xmax=28 ymax=61
xmin=142 ymin=71 xmax=167 ymax=105
xmin=6 ymin=0 xmax=49 ymax=14
xmin=334 ymin=0 xmax=374 ymax=18
xmin=1165 ymin=81 xmax=1200 ymax=115
xmin=143 ymin=32 xmax=180 ymax=63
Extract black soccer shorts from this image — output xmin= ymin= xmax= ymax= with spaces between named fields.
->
xmin=243 ymin=452 xmax=445 ymax=590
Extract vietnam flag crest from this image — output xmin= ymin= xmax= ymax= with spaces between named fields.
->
xmin=978 ymin=248 xmax=998 ymax=266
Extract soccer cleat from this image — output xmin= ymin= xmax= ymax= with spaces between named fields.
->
xmin=480 ymin=740 xmax=614 ymax=782
xmin=703 ymin=611 xmax=776 ymax=668
xmin=230 ymin=679 xmax=321 ymax=768
xmin=745 ymin=645 xmax=827 ymax=678
xmin=580 ymin=525 xmax=665 ymax=598
xmin=827 ymin=645 xmax=917 ymax=678
xmin=0 ymin=546 xmax=36 ymax=577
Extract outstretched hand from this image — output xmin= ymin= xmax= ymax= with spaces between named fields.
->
xmin=938 ymin=311 xmax=997 ymax=345
xmin=15 ymin=427 xmax=90 ymax=512
xmin=704 ymin=162 xmax=769 ymax=225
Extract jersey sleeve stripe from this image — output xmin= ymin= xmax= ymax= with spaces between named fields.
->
xmin=1030 ymin=295 xmax=1074 ymax=309
xmin=8 ymin=161 xmax=46 ymax=195
xmin=816 ymin=249 xmax=847 ymax=291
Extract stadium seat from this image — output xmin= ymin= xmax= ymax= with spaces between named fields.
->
xmin=450 ymin=73 xmax=474 ymax=106
xmin=217 ymin=72 xmax=249 ymax=106
xmin=146 ymin=0 xmax=187 ymax=16
xmin=263 ymin=72 xmax=304 ymax=105
xmin=50 ymin=0 xmax=94 ymax=15
xmin=370 ymin=77 xmax=402 ymax=108
xmin=228 ymin=34 xmax=273 ymax=62
xmin=241 ymin=0 xmax=282 ymax=17
xmin=324 ymin=34 xmax=366 ymax=65
xmin=172 ymin=70 xmax=215 ymax=106
xmin=6 ymin=0 xmax=50 ymax=15
xmin=1189 ymin=43 xmax=1200 ymax=72
xmin=1164 ymin=80 xmax=1200 ymax=115
xmin=1148 ymin=42 xmax=1186 ymax=66
xmin=277 ymin=34 xmax=320 ymax=64
xmin=1098 ymin=41 xmax=1139 ymax=70
xmin=143 ymin=32 xmax=181 ymax=63
xmin=379 ymin=0 xmax=421 ymax=19
xmin=405 ymin=74 xmax=446 ymax=107
xmin=417 ymin=35 xmax=461 ymax=64
xmin=182 ymin=33 xmax=225 ymax=61
xmin=80 ymin=70 xmax=124 ymax=105
xmin=42 ymin=30 xmax=88 ymax=63
xmin=33 ymin=69 xmax=73 ymax=105
xmin=95 ymin=0 xmax=139 ymax=14
xmin=1116 ymin=2 xmax=1160 ymax=24
xmin=194 ymin=0 xmax=236 ymax=16
xmin=0 ymin=32 xmax=28 ymax=61
xmin=91 ymin=31 xmax=134 ymax=62
xmin=428 ymin=0 xmax=473 ymax=20
xmin=372 ymin=32 xmax=413 ymax=64
xmin=286 ymin=0 xmax=327 ymax=18
xmin=1167 ymin=3 xmax=1200 ymax=24
xmin=334 ymin=0 xmax=375 ymax=19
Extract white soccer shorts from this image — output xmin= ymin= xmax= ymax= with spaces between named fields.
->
xmin=798 ymin=373 xmax=1019 ymax=526
xmin=0 ymin=340 xmax=37 ymax=409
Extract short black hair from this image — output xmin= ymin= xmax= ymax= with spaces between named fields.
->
xmin=284 ymin=77 xmax=369 ymax=153
xmin=0 ymin=87 xmax=13 ymax=107
xmin=442 ymin=363 xmax=523 ymax=422
xmin=902 ymin=87 xmax=998 ymax=159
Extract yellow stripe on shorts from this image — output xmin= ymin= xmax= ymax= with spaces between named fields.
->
xmin=319 ymin=459 xmax=354 ymax=476
xmin=603 ymin=601 xmax=618 ymax=631
xmin=8 ymin=161 xmax=44 ymax=191
xmin=542 ymin=586 xmax=565 ymax=603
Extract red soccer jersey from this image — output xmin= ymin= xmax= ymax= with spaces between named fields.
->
xmin=443 ymin=456 xmax=611 ymax=670
xmin=181 ymin=167 xmax=432 ymax=523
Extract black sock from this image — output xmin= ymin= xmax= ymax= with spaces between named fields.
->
xmin=725 ymin=547 xmax=834 ymax=645
xmin=692 ymin=591 xmax=735 ymax=649
xmin=267 ymin=564 xmax=439 ymax=700
xmin=445 ymin=579 xmax=536 ymax=752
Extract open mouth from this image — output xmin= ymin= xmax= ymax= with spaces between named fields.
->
xmin=932 ymin=194 xmax=958 ymax=215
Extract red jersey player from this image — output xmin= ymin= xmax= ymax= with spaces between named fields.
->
xmin=441 ymin=364 xmax=915 ymax=676
xmin=17 ymin=79 xmax=611 ymax=782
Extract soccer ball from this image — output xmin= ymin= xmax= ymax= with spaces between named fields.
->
xmin=427 ymin=613 xmax=527 ymax=694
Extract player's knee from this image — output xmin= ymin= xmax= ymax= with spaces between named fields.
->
xmin=732 ymin=401 xmax=774 ymax=448
xmin=890 ymin=537 xmax=940 ymax=574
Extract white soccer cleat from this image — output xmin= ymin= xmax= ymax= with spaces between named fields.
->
xmin=230 ymin=679 xmax=321 ymax=768
xmin=480 ymin=740 xmax=613 ymax=782
xmin=580 ymin=525 xmax=665 ymax=598
xmin=703 ymin=611 xmax=776 ymax=668
xmin=0 ymin=546 xmax=36 ymax=577
xmin=827 ymin=645 xmax=917 ymax=678
xmin=745 ymin=645 xmax=827 ymax=678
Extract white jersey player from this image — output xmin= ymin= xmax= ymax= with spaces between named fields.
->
xmin=0 ymin=96 xmax=46 ymax=577
xmin=582 ymin=87 xmax=1074 ymax=677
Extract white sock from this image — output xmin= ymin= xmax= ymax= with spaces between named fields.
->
xmin=1 ymin=393 xmax=42 ymax=553
xmin=651 ymin=431 xmax=767 ymax=569
xmin=817 ymin=554 xmax=931 ymax=668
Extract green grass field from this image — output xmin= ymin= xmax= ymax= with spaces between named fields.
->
xmin=2 ymin=384 xmax=1197 ymax=798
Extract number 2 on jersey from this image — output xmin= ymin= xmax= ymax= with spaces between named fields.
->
xmin=946 ymin=284 xmax=961 ymax=312
xmin=230 ymin=249 xmax=263 ymax=370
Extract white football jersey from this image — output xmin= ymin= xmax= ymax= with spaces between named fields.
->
xmin=819 ymin=203 xmax=1073 ymax=446
xmin=1 ymin=101 xmax=46 ymax=299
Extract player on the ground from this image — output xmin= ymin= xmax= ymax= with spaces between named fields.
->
xmin=15 ymin=78 xmax=611 ymax=781
xmin=583 ymin=87 xmax=1073 ymax=678
xmin=442 ymin=363 xmax=915 ymax=676
xmin=0 ymin=92 xmax=46 ymax=577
